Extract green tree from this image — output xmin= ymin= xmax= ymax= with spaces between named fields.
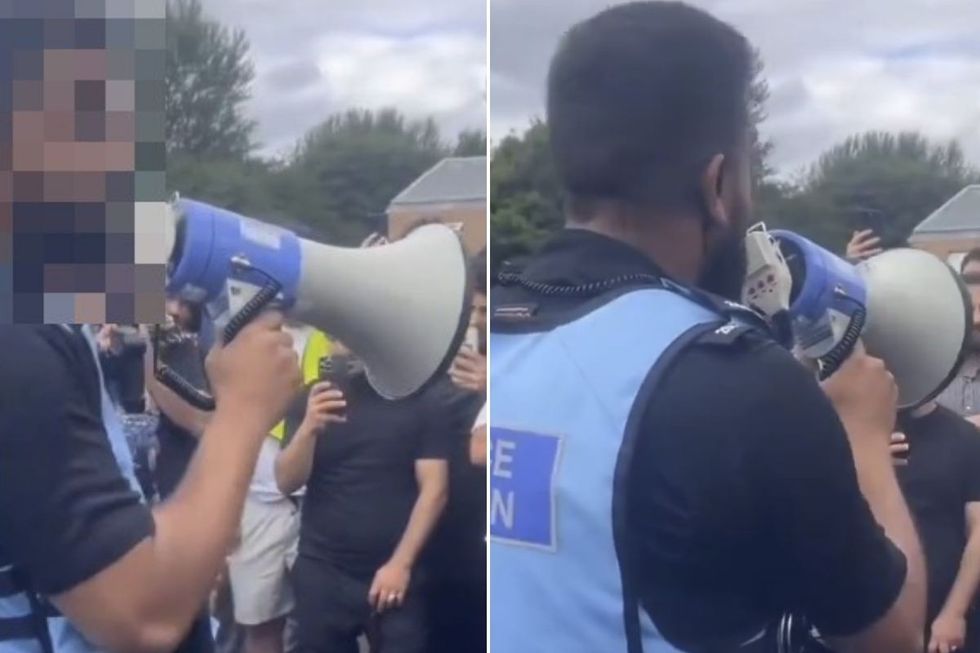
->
xmin=767 ymin=131 xmax=980 ymax=252
xmin=281 ymin=108 xmax=449 ymax=244
xmin=748 ymin=49 xmax=775 ymax=187
xmin=166 ymin=0 xmax=257 ymax=158
xmin=489 ymin=121 xmax=562 ymax=272
xmin=454 ymin=129 xmax=488 ymax=157
xmin=167 ymin=153 xmax=275 ymax=216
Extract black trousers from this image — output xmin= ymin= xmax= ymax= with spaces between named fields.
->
xmin=173 ymin=612 xmax=215 ymax=653
xmin=425 ymin=576 xmax=486 ymax=653
xmin=292 ymin=555 xmax=427 ymax=653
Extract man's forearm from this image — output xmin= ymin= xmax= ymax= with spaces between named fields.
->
xmin=53 ymin=408 xmax=269 ymax=653
xmin=389 ymin=484 xmax=448 ymax=568
xmin=940 ymin=534 xmax=980 ymax=618
xmin=275 ymin=424 xmax=318 ymax=495
xmin=145 ymin=410 xmax=267 ymax=633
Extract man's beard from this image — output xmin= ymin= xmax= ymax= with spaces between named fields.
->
xmin=698 ymin=226 xmax=748 ymax=302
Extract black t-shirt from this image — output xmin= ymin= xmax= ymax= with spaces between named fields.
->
xmin=100 ymin=341 xmax=146 ymax=414
xmin=424 ymin=378 xmax=485 ymax=583
xmin=153 ymin=335 xmax=207 ymax=499
xmin=298 ymin=374 xmax=450 ymax=578
xmin=897 ymin=406 xmax=980 ymax=621
xmin=492 ymin=230 xmax=907 ymax=650
xmin=0 ymin=326 xmax=154 ymax=595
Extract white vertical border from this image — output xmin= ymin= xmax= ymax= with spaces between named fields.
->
xmin=484 ymin=0 xmax=492 ymax=646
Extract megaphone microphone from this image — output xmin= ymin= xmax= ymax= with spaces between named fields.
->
xmin=159 ymin=197 xmax=472 ymax=409
xmin=743 ymin=224 xmax=971 ymax=409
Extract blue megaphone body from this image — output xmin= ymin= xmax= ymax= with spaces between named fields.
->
xmin=744 ymin=226 xmax=969 ymax=408
xmin=160 ymin=197 xmax=472 ymax=407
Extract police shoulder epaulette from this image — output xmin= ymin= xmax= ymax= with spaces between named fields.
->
xmin=695 ymin=320 xmax=758 ymax=347
xmin=493 ymin=303 xmax=539 ymax=322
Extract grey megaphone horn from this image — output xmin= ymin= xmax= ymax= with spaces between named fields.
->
xmin=745 ymin=227 xmax=971 ymax=409
xmin=162 ymin=198 xmax=472 ymax=403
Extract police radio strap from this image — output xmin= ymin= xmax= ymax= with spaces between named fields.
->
xmin=495 ymin=267 xmax=775 ymax=337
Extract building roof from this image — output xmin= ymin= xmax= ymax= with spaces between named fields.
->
xmin=912 ymin=185 xmax=980 ymax=235
xmin=388 ymin=156 xmax=487 ymax=208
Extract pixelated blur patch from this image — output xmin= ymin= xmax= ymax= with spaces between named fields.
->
xmin=0 ymin=0 xmax=167 ymax=323
xmin=489 ymin=427 xmax=563 ymax=551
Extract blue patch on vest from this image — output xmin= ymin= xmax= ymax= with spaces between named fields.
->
xmin=489 ymin=427 xmax=562 ymax=550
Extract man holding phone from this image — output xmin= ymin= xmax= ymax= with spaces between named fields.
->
xmin=275 ymin=342 xmax=450 ymax=653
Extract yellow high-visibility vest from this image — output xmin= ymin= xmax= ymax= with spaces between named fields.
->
xmin=270 ymin=329 xmax=332 ymax=442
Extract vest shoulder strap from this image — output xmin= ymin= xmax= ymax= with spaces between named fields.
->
xmin=0 ymin=566 xmax=54 ymax=653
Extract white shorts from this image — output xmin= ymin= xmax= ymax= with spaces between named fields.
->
xmin=227 ymin=496 xmax=300 ymax=626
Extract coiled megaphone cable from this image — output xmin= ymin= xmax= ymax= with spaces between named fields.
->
xmin=154 ymin=258 xmax=283 ymax=411
xmin=816 ymin=294 xmax=867 ymax=381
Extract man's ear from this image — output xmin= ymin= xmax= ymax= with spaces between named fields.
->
xmin=699 ymin=153 xmax=729 ymax=230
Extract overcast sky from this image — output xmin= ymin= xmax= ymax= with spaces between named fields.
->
xmin=200 ymin=0 xmax=486 ymax=159
xmin=491 ymin=0 xmax=980 ymax=179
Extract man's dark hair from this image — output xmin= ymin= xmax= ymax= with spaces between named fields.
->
xmin=402 ymin=216 xmax=445 ymax=237
xmin=547 ymin=1 xmax=753 ymax=218
xmin=961 ymin=248 xmax=980 ymax=276
xmin=471 ymin=247 xmax=487 ymax=296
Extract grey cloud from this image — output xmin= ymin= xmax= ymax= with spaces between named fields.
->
xmin=264 ymin=59 xmax=322 ymax=93
xmin=490 ymin=0 xmax=980 ymax=176
xmin=198 ymin=0 xmax=486 ymax=156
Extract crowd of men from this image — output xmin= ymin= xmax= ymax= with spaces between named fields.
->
xmin=90 ymin=246 xmax=489 ymax=653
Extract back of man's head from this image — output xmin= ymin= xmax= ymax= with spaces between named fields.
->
xmin=547 ymin=1 xmax=753 ymax=220
xmin=961 ymin=247 xmax=980 ymax=279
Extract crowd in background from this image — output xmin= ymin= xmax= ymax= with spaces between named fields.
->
xmin=845 ymin=230 xmax=980 ymax=653
xmin=94 ymin=243 xmax=488 ymax=653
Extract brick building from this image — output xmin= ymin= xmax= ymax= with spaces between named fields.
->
xmin=910 ymin=185 xmax=980 ymax=270
xmin=387 ymin=156 xmax=487 ymax=255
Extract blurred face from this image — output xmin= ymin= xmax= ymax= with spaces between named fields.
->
xmin=696 ymin=136 xmax=753 ymax=301
xmin=3 ymin=6 xmax=167 ymax=324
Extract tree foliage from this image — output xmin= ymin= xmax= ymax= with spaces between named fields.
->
xmin=748 ymin=49 xmax=775 ymax=187
xmin=489 ymin=121 xmax=562 ymax=273
xmin=762 ymin=132 xmax=980 ymax=253
xmin=282 ymin=109 xmax=449 ymax=243
xmin=166 ymin=0 xmax=257 ymax=159
xmin=455 ymin=129 xmax=488 ymax=157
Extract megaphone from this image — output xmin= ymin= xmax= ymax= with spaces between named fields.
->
xmin=742 ymin=225 xmax=971 ymax=409
xmin=160 ymin=198 xmax=471 ymax=405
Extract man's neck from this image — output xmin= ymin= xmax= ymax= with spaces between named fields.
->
xmin=568 ymin=211 xmax=703 ymax=285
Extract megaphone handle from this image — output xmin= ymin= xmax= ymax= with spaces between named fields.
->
xmin=817 ymin=305 xmax=867 ymax=381
xmin=221 ymin=281 xmax=282 ymax=344
xmin=151 ymin=324 xmax=217 ymax=411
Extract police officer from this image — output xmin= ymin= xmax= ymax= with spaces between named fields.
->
xmin=488 ymin=3 xmax=925 ymax=652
